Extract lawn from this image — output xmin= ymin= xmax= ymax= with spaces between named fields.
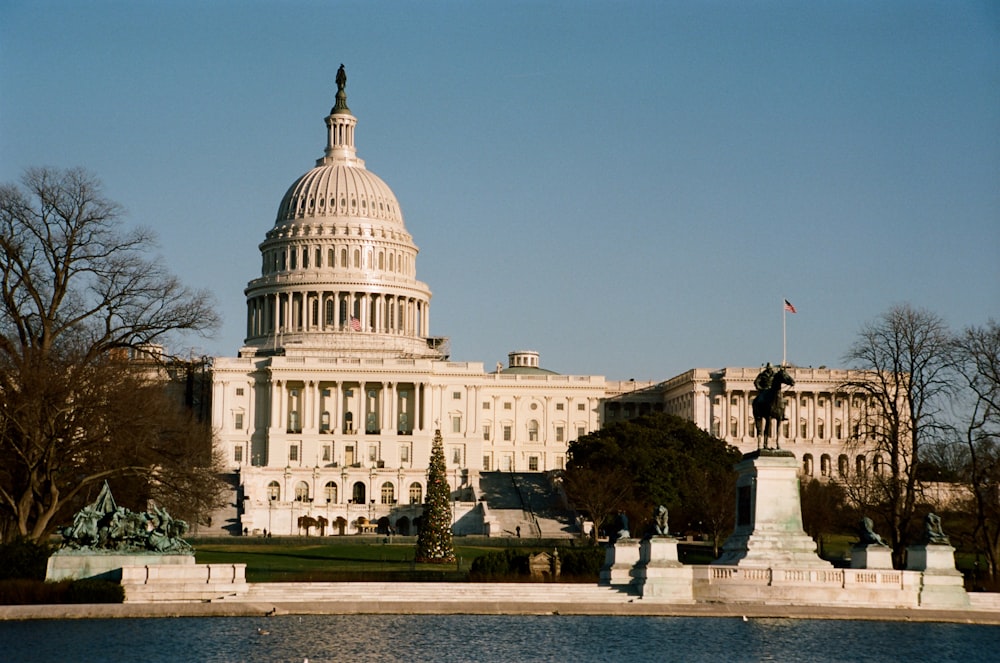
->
xmin=193 ymin=538 xmax=506 ymax=582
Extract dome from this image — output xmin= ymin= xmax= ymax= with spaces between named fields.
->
xmin=276 ymin=164 xmax=404 ymax=225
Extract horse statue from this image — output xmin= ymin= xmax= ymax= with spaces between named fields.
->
xmin=752 ymin=364 xmax=795 ymax=450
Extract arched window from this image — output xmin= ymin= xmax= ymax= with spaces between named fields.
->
xmin=340 ymin=248 xmax=347 ymax=267
xmin=381 ymin=481 xmax=395 ymax=505
xmin=820 ymin=454 xmax=831 ymax=477
xmin=802 ymin=454 xmax=814 ymax=476
xmin=799 ymin=419 xmax=808 ymax=438
xmin=352 ymin=481 xmax=366 ymax=504
xmin=873 ymin=455 xmax=884 ymax=476
xmin=353 ymin=249 xmax=360 ymax=268
xmin=730 ymin=417 xmax=738 ymax=438
xmin=294 ymin=481 xmax=309 ymax=502
xmin=817 ymin=420 xmax=825 ymax=440
xmin=856 ymin=455 xmax=867 ymax=476
xmin=528 ymin=420 xmax=539 ymax=442
xmin=324 ymin=481 xmax=337 ymax=503
xmin=409 ymin=482 xmax=422 ymax=505
xmin=267 ymin=481 xmax=280 ymax=501
xmin=838 ymin=454 xmax=849 ymax=477
xmin=834 ymin=420 xmax=843 ymax=439
xmin=328 ymin=248 xmax=335 ymax=267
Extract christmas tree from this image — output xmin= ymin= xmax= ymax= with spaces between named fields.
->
xmin=415 ymin=429 xmax=456 ymax=563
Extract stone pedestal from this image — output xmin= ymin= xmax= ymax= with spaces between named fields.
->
xmin=46 ymin=552 xmax=195 ymax=581
xmin=906 ymin=543 xmax=970 ymax=608
xmin=631 ymin=536 xmax=693 ymax=601
xmin=599 ymin=538 xmax=640 ymax=588
xmin=850 ymin=544 xmax=894 ymax=569
xmin=714 ymin=450 xmax=830 ymax=568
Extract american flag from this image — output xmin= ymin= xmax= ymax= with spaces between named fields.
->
xmin=784 ymin=299 xmax=797 ymax=314
xmin=349 ymin=316 xmax=361 ymax=331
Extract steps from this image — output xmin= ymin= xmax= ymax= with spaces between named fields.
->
xmin=217 ymin=581 xmax=636 ymax=604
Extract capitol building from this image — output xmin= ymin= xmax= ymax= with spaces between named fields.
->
xmin=210 ymin=70 xmax=874 ymax=537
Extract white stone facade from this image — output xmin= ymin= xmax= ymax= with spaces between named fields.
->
xmin=211 ymin=71 xmax=882 ymax=536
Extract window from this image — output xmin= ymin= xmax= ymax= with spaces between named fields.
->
xmin=267 ymin=481 xmax=280 ymax=501
xmin=483 ymin=455 xmax=491 ymax=471
xmin=234 ymin=412 xmax=244 ymax=430
xmin=294 ymin=481 xmax=309 ymax=502
xmin=802 ymin=454 xmax=814 ymax=476
xmin=555 ymin=455 xmax=565 ymax=469
xmin=503 ymin=425 xmax=512 ymax=441
xmin=234 ymin=446 xmax=243 ymax=463
xmin=381 ymin=482 xmax=395 ymax=505
xmin=817 ymin=421 xmax=825 ymax=439
xmin=528 ymin=456 xmax=539 ymax=471
xmin=730 ymin=417 xmax=738 ymax=437
xmin=578 ymin=403 xmax=586 ymax=411
xmin=369 ymin=445 xmax=377 ymax=462
xmin=838 ymin=455 xmax=849 ymax=477
xmin=731 ymin=396 xmax=738 ymax=406
xmin=453 ymin=391 xmax=461 ymax=400
xmin=577 ymin=426 xmax=585 ymax=438
xmin=452 ymin=416 xmax=461 ymax=433
xmin=452 ymin=447 xmax=462 ymax=465
xmin=324 ymin=481 xmax=337 ymax=503
xmin=409 ymin=482 xmax=422 ymax=504
xmin=504 ymin=402 xmax=512 ymax=410
xmin=800 ymin=420 xmax=808 ymax=438
xmin=555 ymin=426 xmax=564 ymax=443
xmin=483 ymin=425 xmax=491 ymax=441
xmin=821 ymin=454 xmax=831 ymax=477
xmin=289 ymin=445 xmax=299 ymax=462
xmin=236 ymin=388 xmax=244 ymax=396
xmin=556 ymin=403 xmax=564 ymax=411
xmin=401 ymin=445 xmax=409 ymax=463
xmin=528 ymin=420 xmax=539 ymax=442
xmin=322 ymin=445 xmax=331 ymax=462
xmin=482 ymin=401 xmax=490 ymax=409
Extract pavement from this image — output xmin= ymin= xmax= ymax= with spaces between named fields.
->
xmin=2 ymin=584 xmax=999 ymax=625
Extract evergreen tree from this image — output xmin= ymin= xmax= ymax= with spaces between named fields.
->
xmin=415 ymin=430 xmax=456 ymax=562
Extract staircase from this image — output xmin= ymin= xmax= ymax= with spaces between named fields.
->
xmin=477 ymin=472 xmax=576 ymax=538
xmin=216 ymin=581 xmax=635 ymax=605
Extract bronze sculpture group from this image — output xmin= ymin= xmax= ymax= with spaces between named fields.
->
xmin=58 ymin=482 xmax=191 ymax=554
xmin=752 ymin=363 xmax=795 ymax=450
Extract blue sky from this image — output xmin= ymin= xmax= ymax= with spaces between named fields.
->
xmin=2 ymin=1 xmax=997 ymax=380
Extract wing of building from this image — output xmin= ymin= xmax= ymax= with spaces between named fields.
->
xmin=210 ymin=71 xmax=882 ymax=538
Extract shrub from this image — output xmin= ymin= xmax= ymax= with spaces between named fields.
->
xmin=557 ymin=546 xmax=604 ymax=579
xmin=0 ymin=579 xmax=71 ymax=604
xmin=0 ymin=539 xmax=52 ymax=580
xmin=66 ymin=579 xmax=125 ymax=604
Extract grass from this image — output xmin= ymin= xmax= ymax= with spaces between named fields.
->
xmin=193 ymin=537 xmax=521 ymax=583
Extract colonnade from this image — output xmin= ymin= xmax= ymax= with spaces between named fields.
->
xmin=268 ymin=379 xmax=429 ymax=436
xmin=246 ymin=290 xmax=428 ymax=339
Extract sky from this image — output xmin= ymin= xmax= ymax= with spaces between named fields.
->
xmin=2 ymin=1 xmax=997 ymax=381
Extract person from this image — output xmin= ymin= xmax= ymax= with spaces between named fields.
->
xmin=754 ymin=363 xmax=775 ymax=392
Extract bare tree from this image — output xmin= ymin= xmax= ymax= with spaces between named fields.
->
xmin=842 ymin=304 xmax=953 ymax=567
xmin=0 ymin=167 xmax=221 ymax=542
xmin=561 ymin=467 xmax=633 ymax=543
xmin=953 ymin=320 xmax=1000 ymax=584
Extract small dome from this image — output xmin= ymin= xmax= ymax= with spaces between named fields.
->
xmin=275 ymin=164 xmax=403 ymax=225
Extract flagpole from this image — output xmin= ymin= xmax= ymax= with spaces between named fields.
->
xmin=782 ymin=299 xmax=787 ymax=366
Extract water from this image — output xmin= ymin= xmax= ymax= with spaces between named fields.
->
xmin=1 ymin=614 xmax=997 ymax=662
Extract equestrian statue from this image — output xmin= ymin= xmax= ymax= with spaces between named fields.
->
xmin=752 ymin=363 xmax=795 ymax=450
